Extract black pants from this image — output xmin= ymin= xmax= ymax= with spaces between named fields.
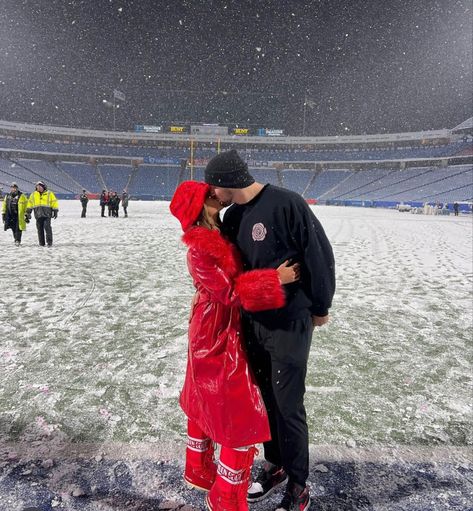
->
xmin=242 ymin=314 xmax=313 ymax=487
xmin=81 ymin=205 xmax=87 ymax=218
xmin=101 ymin=205 xmax=106 ymax=217
xmin=123 ymin=207 xmax=128 ymax=217
xmin=7 ymin=219 xmax=22 ymax=243
xmin=36 ymin=217 xmax=53 ymax=246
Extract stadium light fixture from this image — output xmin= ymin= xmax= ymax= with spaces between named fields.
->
xmin=102 ymin=99 xmax=119 ymax=130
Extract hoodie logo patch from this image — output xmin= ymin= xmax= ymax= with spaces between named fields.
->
xmin=252 ymin=223 xmax=267 ymax=241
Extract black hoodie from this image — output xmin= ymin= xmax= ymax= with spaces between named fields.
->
xmin=222 ymin=184 xmax=335 ymax=326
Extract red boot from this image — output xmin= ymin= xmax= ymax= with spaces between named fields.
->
xmin=206 ymin=446 xmax=258 ymax=511
xmin=184 ymin=421 xmax=217 ymax=492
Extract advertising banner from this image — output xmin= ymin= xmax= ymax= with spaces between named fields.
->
xmin=233 ymin=128 xmax=250 ymax=135
xmin=143 ymin=156 xmax=180 ymax=164
xmin=134 ymin=125 xmax=163 ymax=133
xmin=169 ymin=126 xmax=189 ymax=133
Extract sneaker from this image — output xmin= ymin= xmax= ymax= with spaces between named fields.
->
xmin=247 ymin=463 xmax=288 ymax=502
xmin=14 ymin=240 xmax=20 ymax=246
xmin=275 ymin=483 xmax=310 ymax=511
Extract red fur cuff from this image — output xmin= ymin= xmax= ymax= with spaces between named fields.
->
xmin=235 ymin=269 xmax=286 ymax=312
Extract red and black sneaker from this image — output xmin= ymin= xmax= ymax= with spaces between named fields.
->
xmin=247 ymin=463 xmax=288 ymax=502
xmin=274 ymin=482 xmax=310 ymax=511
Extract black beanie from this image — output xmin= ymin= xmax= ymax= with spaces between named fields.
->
xmin=205 ymin=150 xmax=255 ymax=189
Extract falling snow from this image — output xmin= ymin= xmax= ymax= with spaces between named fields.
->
xmin=0 ymin=0 xmax=470 ymax=135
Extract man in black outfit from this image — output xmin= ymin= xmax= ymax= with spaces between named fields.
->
xmin=205 ymin=150 xmax=335 ymax=511
xmin=80 ymin=189 xmax=89 ymax=218
xmin=99 ymin=190 xmax=108 ymax=217
xmin=121 ymin=190 xmax=129 ymax=217
xmin=109 ymin=191 xmax=120 ymax=217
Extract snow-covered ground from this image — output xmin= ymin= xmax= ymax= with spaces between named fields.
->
xmin=0 ymin=200 xmax=472 ymax=510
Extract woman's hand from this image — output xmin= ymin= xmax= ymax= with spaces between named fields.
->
xmin=277 ymin=260 xmax=300 ymax=285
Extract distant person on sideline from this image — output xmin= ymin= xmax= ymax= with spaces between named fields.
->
xmin=26 ymin=181 xmax=59 ymax=247
xmin=99 ymin=189 xmax=108 ymax=217
xmin=205 ymin=150 xmax=335 ymax=511
xmin=121 ymin=190 xmax=129 ymax=217
xmin=80 ymin=189 xmax=89 ymax=218
xmin=109 ymin=191 xmax=120 ymax=217
xmin=107 ymin=191 xmax=114 ymax=217
xmin=169 ymin=180 xmax=300 ymax=511
xmin=2 ymin=182 xmax=28 ymax=245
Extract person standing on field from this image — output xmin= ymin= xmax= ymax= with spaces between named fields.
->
xmin=169 ymin=180 xmax=300 ymax=511
xmin=109 ymin=191 xmax=120 ymax=217
xmin=121 ymin=190 xmax=129 ymax=217
xmin=99 ymin=189 xmax=108 ymax=217
xmin=205 ymin=150 xmax=335 ymax=511
xmin=26 ymin=181 xmax=59 ymax=247
xmin=2 ymin=182 xmax=28 ymax=245
xmin=80 ymin=189 xmax=89 ymax=218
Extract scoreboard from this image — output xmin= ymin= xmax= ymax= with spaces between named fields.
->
xmin=190 ymin=124 xmax=228 ymax=136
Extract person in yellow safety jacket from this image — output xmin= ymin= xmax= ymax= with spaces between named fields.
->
xmin=2 ymin=182 xmax=28 ymax=245
xmin=26 ymin=181 xmax=59 ymax=247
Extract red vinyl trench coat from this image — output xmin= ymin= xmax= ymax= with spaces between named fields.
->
xmin=179 ymin=226 xmax=286 ymax=448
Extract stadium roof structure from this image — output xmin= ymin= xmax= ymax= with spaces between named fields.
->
xmin=451 ymin=116 xmax=473 ymax=134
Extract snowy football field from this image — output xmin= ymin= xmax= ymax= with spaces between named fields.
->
xmin=0 ymin=200 xmax=472 ymax=510
xmin=1 ymin=200 xmax=471 ymax=447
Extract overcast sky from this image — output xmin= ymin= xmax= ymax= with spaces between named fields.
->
xmin=0 ymin=0 xmax=471 ymax=136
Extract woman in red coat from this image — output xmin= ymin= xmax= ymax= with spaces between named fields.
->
xmin=170 ymin=181 xmax=299 ymax=511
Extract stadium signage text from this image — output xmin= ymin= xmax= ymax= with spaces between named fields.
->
xmin=143 ymin=156 xmax=180 ymax=164
xmin=134 ymin=125 xmax=163 ymax=133
xmin=233 ymin=128 xmax=250 ymax=135
xmin=256 ymin=128 xmax=285 ymax=137
xmin=265 ymin=129 xmax=285 ymax=137
xmin=169 ymin=126 xmax=188 ymax=133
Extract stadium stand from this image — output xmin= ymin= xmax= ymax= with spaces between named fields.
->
xmin=99 ymin=164 xmax=134 ymax=192
xmin=0 ymin=158 xmax=35 ymax=192
xmin=57 ymin=162 xmax=103 ymax=192
xmin=0 ymin=118 xmax=471 ymax=208
xmin=281 ymin=170 xmax=314 ymax=195
xmin=304 ymin=170 xmax=352 ymax=198
xmin=129 ymin=166 xmax=180 ymax=199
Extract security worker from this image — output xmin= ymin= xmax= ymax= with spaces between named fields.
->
xmin=2 ymin=182 xmax=28 ymax=245
xmin=26 ymin=181 xmax=59 ymax=247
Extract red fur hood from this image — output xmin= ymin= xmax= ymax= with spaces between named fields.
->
xmin=182 ymin=226 xmax=242 ymax=277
